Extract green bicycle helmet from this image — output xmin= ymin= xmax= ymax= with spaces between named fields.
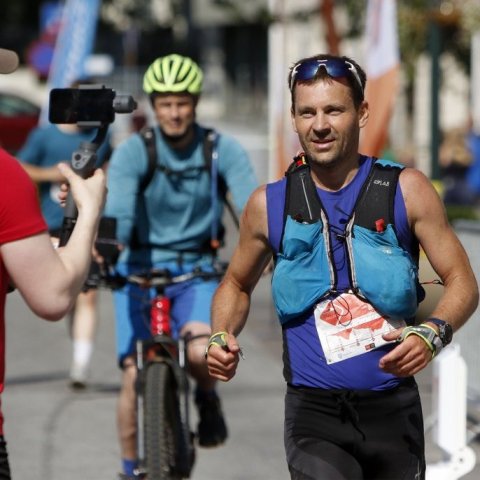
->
xmin=143 ymin=54 xmax=203 ymax=95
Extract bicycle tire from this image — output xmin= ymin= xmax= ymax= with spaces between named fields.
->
xmin=144 ymin=361 xmax=188 ymax=480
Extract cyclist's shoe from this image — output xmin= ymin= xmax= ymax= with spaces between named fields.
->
xmin=195 ymin=390 xmax=228 ymax=447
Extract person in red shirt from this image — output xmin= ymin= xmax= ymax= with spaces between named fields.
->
xmin=0 ymin=48 xmax=106 ymax=479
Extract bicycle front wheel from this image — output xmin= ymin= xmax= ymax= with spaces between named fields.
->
xmin=144 ymin=361 xmax=185 ymax=480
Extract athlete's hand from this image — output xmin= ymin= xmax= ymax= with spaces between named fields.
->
xmin=379 ymin=328 xmax=432 ymax=376
xmin=206 ymin=333 xmax=241 ymax=382
xmin=57 ymin=163 xmax=106 ymax=217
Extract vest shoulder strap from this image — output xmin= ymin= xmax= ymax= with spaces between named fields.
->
xmin=284 ymin=155 xmax=323 ymax=223
xmin=353 ymin=159 xmax=403 ymax=231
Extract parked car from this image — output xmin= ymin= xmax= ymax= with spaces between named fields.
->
xmin=0 ymin=91 xmax=40 ymax=154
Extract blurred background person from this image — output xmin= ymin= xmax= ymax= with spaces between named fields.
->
xmin=439 ymin=126 xmax=476 ymax=206
xmin=16 ymin=88 xmax=112 ymax=389
xmin=465 ymin=120 xmax=480 ymax=205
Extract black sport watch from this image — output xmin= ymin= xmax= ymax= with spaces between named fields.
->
xmin=426 ymin=317 xmax=453 ymax=353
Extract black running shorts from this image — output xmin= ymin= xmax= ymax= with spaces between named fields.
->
xmin=284 ymin=378 xmax=425 ymax=480
xmin=0 ymin=437 xmax=11 ymax=480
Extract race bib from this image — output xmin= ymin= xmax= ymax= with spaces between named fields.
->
xmin=314 ymin=292 xmax=406 ymax=364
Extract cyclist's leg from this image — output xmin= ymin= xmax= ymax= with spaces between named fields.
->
xmin=117 ymin=357 xmax=137 ymax=462
xmin=170 ymin=276 xmax=219 ymax=388
xmin=170 ymin=275 xmax=227 ymax=446
xmin=181 ymin=321 xmax=213 ymax=383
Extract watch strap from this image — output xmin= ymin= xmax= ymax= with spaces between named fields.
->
xmin=425 ymin=317 xmax=453 ymax=348
xmin=426 ymin=317 xmax=446 ymax=327
xmin=431 ymin=335 xmax=444 ymax=355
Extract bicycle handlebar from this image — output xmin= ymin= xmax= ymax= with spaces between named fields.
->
xmin=95 ymin=261 xmax=229 ymax=291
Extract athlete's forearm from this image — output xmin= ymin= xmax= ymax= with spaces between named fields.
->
xmin=426 ymin=267 xmax=478 ymax=332
xmin=211 ymin=276 xmax=251 ymax=337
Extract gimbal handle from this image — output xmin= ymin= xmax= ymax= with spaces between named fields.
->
xmin=58 ymin=125 xmax=108 ymax=247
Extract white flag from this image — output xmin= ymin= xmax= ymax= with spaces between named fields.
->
xmin=360 ymin=0 xmax=400 ymax=158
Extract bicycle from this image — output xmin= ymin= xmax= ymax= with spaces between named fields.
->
xmin=94 ymin=260 xmax=228 ymax=480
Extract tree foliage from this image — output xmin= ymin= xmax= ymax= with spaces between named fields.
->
xmin=341 ymin=0 xmax=480 ymax=78
xmin=4 ymin=1 xmax=480 ymax=74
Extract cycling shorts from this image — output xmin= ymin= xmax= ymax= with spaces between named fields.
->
xmin=284 ymin=378 xmax=425 ymax=480
xmin=113 ymin=261 xmax=219 ymax=366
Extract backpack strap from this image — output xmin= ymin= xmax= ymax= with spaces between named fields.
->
xmin=206 ymin=129 xmax=221 ymax=250
xmin=203 ymin=128 xmax=240 ymax=229
xmin=139 ymin=127 xmax=157 ymax=192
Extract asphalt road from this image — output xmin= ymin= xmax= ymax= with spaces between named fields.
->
xmin=2 ymin=119 xmax=480 ymax=479
xmin=3 ymin=275 xmax=291 ymax=480
xmin=4 ymin=261 xmax=480 ymax=480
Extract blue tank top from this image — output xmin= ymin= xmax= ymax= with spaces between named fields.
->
xmin=267 ymin=156 xmax=412 ymax=390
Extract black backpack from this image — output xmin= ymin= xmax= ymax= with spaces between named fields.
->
xmin=136 ymin=126 xmax=239 ymax=251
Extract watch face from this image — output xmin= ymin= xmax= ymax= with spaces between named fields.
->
xmin=440 ymin=323 xmax=453 ymax=346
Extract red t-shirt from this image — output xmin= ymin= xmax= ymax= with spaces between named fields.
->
xmin=0 ymin=149 xmax=47 ymax=433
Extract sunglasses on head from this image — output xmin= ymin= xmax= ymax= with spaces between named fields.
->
xmin=289 ymin=58 xmax=363 ymax=94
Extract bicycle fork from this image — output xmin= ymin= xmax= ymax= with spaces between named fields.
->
xmin=135 ymin=293 xmax=194 ymax=477
xmin=137 ymin=292 xmax=173 ymax=465
xmin=136 ymin=338 xmax=147 ymax=475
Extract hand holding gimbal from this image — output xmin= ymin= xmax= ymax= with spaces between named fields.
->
xmin=48 ymin=84 xmax=137 ymax=246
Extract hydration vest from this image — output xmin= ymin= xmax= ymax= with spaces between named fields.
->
xmin=271 ymin=155 xmax=423 ymax=324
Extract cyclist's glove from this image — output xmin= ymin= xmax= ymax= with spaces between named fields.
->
xmin=397 ymin=324 xmax=436 ymax=357
xmin=204 ymin=331 xmax=228 ymax=359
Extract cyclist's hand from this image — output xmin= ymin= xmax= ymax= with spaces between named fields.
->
xmin=92 ymin=242 xmax=123 ymax=265
xmin=379 ymin=328 xmax=432 ymax=377
xmin=206 ymin=333 xmax=241 ymax=382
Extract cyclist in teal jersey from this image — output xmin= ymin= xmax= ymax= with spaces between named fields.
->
xmin=206 ymin=53 xmax=478 ymax=480
xmin=103 ymin=54 xmax=257 ymax=479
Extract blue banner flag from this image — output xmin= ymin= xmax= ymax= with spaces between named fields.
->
xmin=42 ymin=0 xmax=100 ymax=123
xmin=48 ymin=0 xmax=100 ymax=88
